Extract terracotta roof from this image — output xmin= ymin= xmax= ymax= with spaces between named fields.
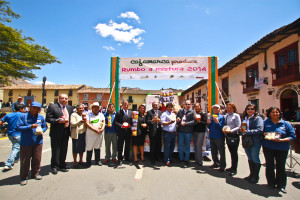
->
xmin=218 ymin=18 xmax=300 ymax=76
xmin=121 ymin=87 xmax=183 ymax=95
xmin=77 ymin=88 xmax=109 ymax=93
xmin=2 ymin=84 xmax=87 ymax=90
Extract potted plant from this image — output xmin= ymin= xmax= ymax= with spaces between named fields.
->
xmin=270 ymin=68 xmax=277 ymax=74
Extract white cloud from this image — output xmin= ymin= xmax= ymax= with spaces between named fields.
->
xmin=205 ymin=8 xmax=211 ymax=15
xmin=94 ymin=20 xmax=145 ymax=47
xmin=34 ymin=81 xmax=55 ymax=85
xmin=119 ymin=11 xmax=141 ymax=23
xmin=186 ymin=85 xmax=192 ymax=89
xmin=161 ymin=55 xmax=168 ymax=57
xmin=103 ymin=46 xmax=115 ymax=51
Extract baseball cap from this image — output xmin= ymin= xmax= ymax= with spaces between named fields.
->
xmin=31 ymin=102 xmax=41 ymax=108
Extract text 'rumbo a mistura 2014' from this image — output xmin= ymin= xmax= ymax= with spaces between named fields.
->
xmin=130 ymin=59 xmax=198 ymax=66
xmin=121 ymin=66 xmax=207 ymax=72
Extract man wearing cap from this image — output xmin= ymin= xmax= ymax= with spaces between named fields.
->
xmin=12 ymin=97 xmax=25 ymax=112
xmin=207 ymin=104 xmax=226 ymax=172
xmin=46 ymin=94 xmax=73 ymax=174
xmin=0 ymin=104 xmax=26 ymax=171
xmin=113 ymin=100 xmax=132 ymax=165
xmin=85 ymin=102 xmax=105 ymax=167
xmin=16 ymin=102 xmax=47 ymax=185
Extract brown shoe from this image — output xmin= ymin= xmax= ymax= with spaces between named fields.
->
xmin=103 ymin=159 xmax=109 ymax=164
xmin=112 ymin=158 xmax=118 ymax=163
xmin=166 ymin=161 xmax=172 ymax=167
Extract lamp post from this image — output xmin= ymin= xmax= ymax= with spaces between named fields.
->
xmin=42 ymin=76 xmax=46 ymax=107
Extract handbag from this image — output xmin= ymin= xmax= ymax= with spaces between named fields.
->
xmin=226 ymin=136 xmax=239 ymax=146
xmin=242 ymin=135 xmax=254 ymax=148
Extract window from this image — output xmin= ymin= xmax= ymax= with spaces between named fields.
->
xmin=197 ymin=89 xmax=201 ymax=103
xmin=96 ymin=94 xmax=102 ymax=100
xmin=68 ymin=90 xmax=73 ymax=96
xmin=8 ymin=90 xmax=13 ymax=96
xmin=132 ymin=104 xmax=137 ymax=111
xmin=222 ymin=77 xmax=229 ymax=97
xmin=83 ymin=94 xmax=88 ymax=100
xmin=128 ymin=96 xmax=133 ymax=103
xmin=54 ymin=90 xmax=59 ymax=96
xmin=68 ymin=100 xmax=72 ymax=106
xmin=273 ymin=42 xmax=299 ymax=86
xmin=191 ymin=92 xmax=194 ymax=104
xmin=27 ymin=90 xmax=31 ymax=96
xmin=246 ymin=63 xmax=258 ymax=89
xmin=243 ymin=63 xmax=259 ymax=94
xmin=249 ymin=99 xmax=259 ymax=114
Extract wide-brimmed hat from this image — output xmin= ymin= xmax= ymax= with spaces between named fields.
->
xmin=90 ymin=102 xmax=100 ymax=109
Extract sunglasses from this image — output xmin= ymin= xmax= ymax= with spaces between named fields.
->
xmin=247 ymin=108 xmax=255 ymax=110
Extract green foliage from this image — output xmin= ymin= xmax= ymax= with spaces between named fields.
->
xmin=0 ymin=1 xmax=60 ymax=85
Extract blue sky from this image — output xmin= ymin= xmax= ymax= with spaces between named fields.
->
xmin=9 ymin=0 xmax=300 ymax=90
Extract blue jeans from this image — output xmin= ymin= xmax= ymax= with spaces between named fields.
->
xmin=5 ymin=135 xmax=20 ymax=167
xmin=163 ymin=131 xmax=176 ymax=163
xmin=244 ymin=138 xmax=261 ymax=164
xmin=178 ymin=132 xmax=193 ymax=161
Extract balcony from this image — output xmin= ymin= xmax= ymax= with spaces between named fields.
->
xmin=272 ymin=65 xmax=300 ymax=86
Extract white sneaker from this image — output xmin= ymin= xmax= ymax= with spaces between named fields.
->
xmin=4 ymin=165 xmax=13 ymax=170
xmin=14 ymin=160 xmax=19 ymax=163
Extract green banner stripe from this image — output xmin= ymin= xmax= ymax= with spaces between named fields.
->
xmin=115 ymin=57 xmax=120 ymax=111
xmin=110 ymin=57 xmax=113 ymax=102
xmin=211 ymin=56 xmax=216 ymax=109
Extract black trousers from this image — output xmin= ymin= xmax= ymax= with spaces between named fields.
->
xmin=50 ymin=129 xmax=69 ymax=169
xmin=150 ymin=132 xmax=162 ymax=161
xmin=117 ymin=133 xmax=131 ymax=161
xmin=210 ymin=138 xmax=226 ymax=169
xmin=263 ymin=146 xmax=288 ymax=188
xmin=227 ymin=144 xmax=239 ymax=170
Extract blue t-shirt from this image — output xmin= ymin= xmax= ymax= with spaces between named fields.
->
xmin=2 ymin=112 xmax=23 ymax=137
xmin=262 ymin=119 xmax=296 ymax=151
xmin=208 ymin=113 xmax=225 ymax=139
xmin=104 ymin=111 xmax=117 ymax=133
xmin=16 ymin=112 xmax=48 ymax=146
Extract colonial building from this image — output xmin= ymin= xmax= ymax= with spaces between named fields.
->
xmin=183 ymin=18 xmax=300 ymax=118
xmin=78 ymin=88 xmax=111 ymax=108
xmin=2 ymin=84 xmax=87 ymax=106
xmin=78 ymin=87 xmax=184 ymax=110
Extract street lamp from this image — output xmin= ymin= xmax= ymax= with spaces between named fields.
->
xmin=42 ymin=76 xmax=47 ymax=107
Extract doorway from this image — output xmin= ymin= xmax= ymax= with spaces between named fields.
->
xmin=280 ymin=89 xmax=298 ymax=121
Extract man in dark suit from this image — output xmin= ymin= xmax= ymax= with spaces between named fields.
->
xmin=147 ymin=101 xmax=163 ymax=164
xmin=113 ymin=101 xmax=132 ymax=165
xmin=46 ymin=94 xmax=73 ymax=174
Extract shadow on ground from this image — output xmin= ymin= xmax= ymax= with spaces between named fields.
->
xmin=0 ymin=164 xmax=53 ymax=186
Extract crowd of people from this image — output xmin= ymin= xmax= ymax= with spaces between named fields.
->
xmin=0 ymin=94 xmax=296 ymax=194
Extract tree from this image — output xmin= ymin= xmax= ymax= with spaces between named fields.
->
xmin=0 ymin=1 xmax=61 ymax=85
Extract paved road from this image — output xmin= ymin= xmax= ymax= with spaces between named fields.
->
xmin=0 ymin=130 xmax=299 ymax=200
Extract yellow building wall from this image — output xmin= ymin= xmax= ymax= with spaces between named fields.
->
xmin=121 ymin=94 xmax=147 ymax=109
xmin=3 ymin=89 xmax=80 ymax=105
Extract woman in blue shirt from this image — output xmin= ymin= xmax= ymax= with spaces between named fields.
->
xmin=262 ymin=107 xmax=296 ymax=193
xmin=240 ymin=104 xmax=263 ymax=184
